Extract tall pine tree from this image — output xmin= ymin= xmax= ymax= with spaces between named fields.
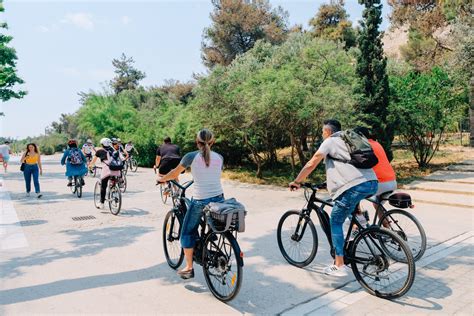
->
xmin=0 ymin=0 xmax=26 ymax=115
xmin=355 ymin=0 xmax=392 ymax=160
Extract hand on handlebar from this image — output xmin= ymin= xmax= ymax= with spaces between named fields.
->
xmin=289 ymin=181 xmax=301 ymax=191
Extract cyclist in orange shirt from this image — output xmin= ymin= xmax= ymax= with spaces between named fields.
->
xmin=355 ymin=127 xmax=397 ymax=225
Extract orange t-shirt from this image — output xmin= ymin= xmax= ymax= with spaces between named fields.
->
xmin=369 ymin=139 xmax=396 ymax=183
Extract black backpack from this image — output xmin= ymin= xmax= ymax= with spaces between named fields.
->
xmin=108 ymin=150 xmax=124 ymax=171
xmin=329 ymin=130 xmax=378 ymax=169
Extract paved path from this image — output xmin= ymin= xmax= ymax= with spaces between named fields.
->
xmin=0 ymin=156 xmax=473 ymax=314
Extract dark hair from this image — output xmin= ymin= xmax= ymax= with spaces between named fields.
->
xmin=68 ymin=143 xmax=78 ymax=148
xmin=4 ymin=141 xmax=10 ymax=144
xmin=323 ymin=119 xmax=342 ymax=133
xmin=354 ymin=126 xmax=372 ymax=139
xmin=163 ymin=136 xmax=171 ymax=144
xmin=26 ymin=143 xmax=39 ymax=153
xmin=196 ymin=129 xmax=215 ymax=167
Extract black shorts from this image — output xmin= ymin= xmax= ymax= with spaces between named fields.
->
xmin=159 ymin=158 xmax=181 ymax=175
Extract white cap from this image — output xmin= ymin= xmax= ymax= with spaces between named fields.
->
xmin=100 ymin=138 xmax=112 ymax=147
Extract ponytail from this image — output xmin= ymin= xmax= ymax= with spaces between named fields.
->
xmin=196 ymin=129 xmax=214 ymax=167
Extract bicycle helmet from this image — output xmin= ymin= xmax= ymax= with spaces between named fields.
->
xmin=86 ymin=139 xmax=93 ymax=144
xmin=67 ymin=139 xmax=77 ymax=146
xmin=117 ymin=138 xmax=122 ymax=143
xmin=100 ymin=138 xmax=112 ymax=147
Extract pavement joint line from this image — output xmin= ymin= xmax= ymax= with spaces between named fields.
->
xmin=280 ymin=231 xmax=473 ymax=316
xmin=0 ymin=178 xmax=29 ymax=250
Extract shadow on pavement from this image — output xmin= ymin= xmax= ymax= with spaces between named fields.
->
xmin=0 ymin=225 xmax=154 ymax=280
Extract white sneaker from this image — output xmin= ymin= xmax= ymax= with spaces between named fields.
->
xmin=26 ymin=192 xmax=30 ymax=197
xmin=323 ymin=264 xmax=348 ymax=277
xmin=97 ymin=203 xmax=104 ymax=209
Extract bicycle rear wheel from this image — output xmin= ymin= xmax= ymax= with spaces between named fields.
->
xmin=108 ymin=185 xmax=122 ymax=215
xmin=94 ymin=181 xmax=101 ymax=208
xmin=70 ymin=178 xmax=77 ymax=194
xmin=163 ymin=210 xmax=184 ymax=269
xmin=378 ymin=209 xmax=426 ymax=261
xmin=203 ymin=232 xmax=243 ymax=302
xmin=277 ymin=210 xmax=318 ymax=267
xmin=350 ymin=227 xmax=415 ymax=299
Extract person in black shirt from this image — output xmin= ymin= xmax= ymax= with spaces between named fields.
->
xmin=154 ymin=136 xmax=181 ymax=176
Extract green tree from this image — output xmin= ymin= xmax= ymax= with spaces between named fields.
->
xmin=202 ymin=0 xmax=289 ymax=68
xmin=110 ymin=53 xmax=146 ymax=94
xmin=390 ymin=67 xmax=467 ymax=167
xmin=0 ymin=0 xmax=26 ymax=114
xmin=309 ymin=0 xmax=357 ymax=49
xmin=355 ymin=0 xmax=393 ymax=160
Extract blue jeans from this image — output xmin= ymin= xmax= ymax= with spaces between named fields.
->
xmin=181 ymin=194 xmax=224 ymax=248
xmin=331 ymin=181 xmax=378 ymax=256
xmin=24 ymin=164 xmax=41 ymax=193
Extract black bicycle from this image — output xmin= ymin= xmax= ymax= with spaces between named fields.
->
xmin=162 ymin=180 xmax=244 ymax=302
xmin=277 ymin=183 xmax=415 ymax=299
xmin=363 ymin=193 xmax=426 ymax=261
xmin=69 ymin=175 xmax=84 ymax=198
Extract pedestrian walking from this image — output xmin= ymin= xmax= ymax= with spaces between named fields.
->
xmin=0 ymin=140 xmax=12 ymax=173
xmin=20 ymin=143 xmax=43 ymax=198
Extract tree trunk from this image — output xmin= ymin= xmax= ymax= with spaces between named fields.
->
xmin=300 ymin=127 xmax=308 ymax=151
xmin=290 ymin=133 xmax=306 ymax=168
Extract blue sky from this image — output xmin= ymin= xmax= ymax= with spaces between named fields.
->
xmin=0 ymin=0 xmax=391 ymax=139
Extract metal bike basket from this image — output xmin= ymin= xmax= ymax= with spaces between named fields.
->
xmin=205 ymin=198 xmax=247 ymax=233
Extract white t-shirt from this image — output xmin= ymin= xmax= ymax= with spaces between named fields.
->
xmin=125 ymin=144 xmax=133 ymax=152
xmin=82 ymin=144 xmax=94 ymax=155
xmin=317 ymin=132 xmax=377 ymax=199
xmin=180 ymin=150 xmax=224 ymax=200
xmin=0 ymin=144 xmax=10 ymax=156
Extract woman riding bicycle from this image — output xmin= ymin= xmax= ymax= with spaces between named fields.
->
xmin=88 ymin=138 xmax=121 ymax=209
xmin=61 ymin=139 xmax=87 ymax=187
xmin=158 ymin=129 xmax=225 ymax=280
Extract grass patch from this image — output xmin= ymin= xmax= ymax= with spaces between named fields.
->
xmin=222 ymin=145 xmax=472 ymax=187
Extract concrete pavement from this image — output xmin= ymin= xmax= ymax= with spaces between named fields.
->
xmin=0 ymin=155 xmax=473 ymax=314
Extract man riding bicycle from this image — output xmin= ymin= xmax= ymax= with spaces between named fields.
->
xmin=289 ymin=119 xmax=378 ymax=277
xmin=61 ymin=139 xmax=87 ymax=187
xmin=124 ymin=141 xmax=137 ymax=157
xmin=82 ymin=139 xmax=96 ymax=163
xmin=154 ymin=136 xmax=181 ymax=177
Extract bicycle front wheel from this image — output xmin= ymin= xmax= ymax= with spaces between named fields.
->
xmin=378 ymin=209 xmax=426 ymax=261
xmin=162 ymin=210 xmax=184 ymax=269
xmin=119 ymin=174 xmax=127 ymax=193
xmin=160 ymin=183 xmax=168 ymax=204
xmin=203 ymin=232 xmax=243 ymax=302
xmin=277 ymin=210 xmax=318 ymax=267
xmin=131 ymin=158 xmax=138 ymax=172
xmin=108 ymin=185 xmax=122 ymax=215
xmin=350 ymin=227 xmax=415 ymax=299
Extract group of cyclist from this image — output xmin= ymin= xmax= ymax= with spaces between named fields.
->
xmin=61 ymin=137 xmax=137 ymax=206
xmin=58 ymin=121 xmax=398 ymax=282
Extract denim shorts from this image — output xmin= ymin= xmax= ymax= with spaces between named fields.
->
xmin=180 ymin=194 xmax=225 ymax=248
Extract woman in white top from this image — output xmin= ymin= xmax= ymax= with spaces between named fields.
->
xmin=158 ymin=129 xmax=224 ymax=280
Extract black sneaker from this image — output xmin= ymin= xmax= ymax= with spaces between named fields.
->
xmin=177 ymin=269 xmax=194 ymax=280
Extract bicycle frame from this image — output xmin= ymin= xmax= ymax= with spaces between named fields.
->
xmin=301 ymin=184 xmax=384 ymax=263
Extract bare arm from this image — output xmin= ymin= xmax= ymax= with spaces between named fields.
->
xmin=290 ymin=151 xmax=325 ymax=188
xmin=38 ymin=154 xmax=43 ymax=175
xmin=155 ymin=156 xmax=161 ymax=168
xmin=89 ymin=156 xmax=98 ymax=167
